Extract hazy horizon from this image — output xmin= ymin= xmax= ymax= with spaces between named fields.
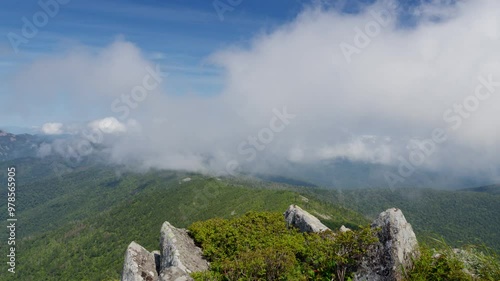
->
xmin=2 ymin=0 xmax=500 ymax=188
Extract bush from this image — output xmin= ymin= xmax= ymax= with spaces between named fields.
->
xmin=190 ymin=212 xmax=500 ymax=281
xmin=189 ymin=211 xmax=379 ymax=281
xmin=302 ymin=227 xmax=378 ymax=281
xmin=405 ymin=242 xmax=500 ymax=281
xmin=221 ymin=247 xmax=300 ymax=280
xmin=190 ymin=212 xmax=305 ymax=280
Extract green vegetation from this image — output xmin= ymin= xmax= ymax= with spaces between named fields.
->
xmin=297 ymin=187 xmax=500 ymax=253
xmin=190 ymin=213 xmax=500 ymax=281
xmin=461 ymin=184 xmax=500 ymax=195
xmin=0 ymin=165 xmax=367 ymax=281
xmin=189 ymin=212 xmax=378 ymax=281
xmin=0 ymin=158 xmax=498 ymax=280
xmin=405 ymin=242 xmax=500 ymax=280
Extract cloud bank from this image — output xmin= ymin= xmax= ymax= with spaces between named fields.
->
xmin=41 ymin=122 xmax=64 ymax=135
xmin=13 ymin=0 xmax=500 ymax=187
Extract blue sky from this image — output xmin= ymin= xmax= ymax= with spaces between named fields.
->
xmin=0 ymin=0 xmax=315 ymax=128
xmin=2 ymin=0 xmax=499 ymax=183
xmin=2 ymin=0 xmax=288 ymax=101
xmin=1 ymin=0 xmax=451 ymax=129
xmin=0 ymin=0 xmax=426 ymax=106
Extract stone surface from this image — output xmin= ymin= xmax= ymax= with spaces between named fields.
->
xmin=152 ymin=251 xmax=161 ymax=277
xmin=340 ymin=225 xmax=351 ymax=232
xmin=283 ymin=204 xmax=330 ymax=233
xmin=159 ymin=267 xmax=193 ymax=281
xmin=121 ymin=207 xmax=420 ymax=281
xmin=121 ymin=241 xmax=159 ymax=281
xmin=159 ymin=221 xmax=209 ymax=281
xmin=355 ymin=208 xmax=419 ymax=281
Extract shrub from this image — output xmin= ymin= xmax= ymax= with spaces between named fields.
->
xmin=405 ymin=242 xmax=500 ymax=281
xmin=220 ymin=247 xmax=300 ymax=280
xmin=189 ymin=211 xmax=379 ymax=281
xmin=302 ymin=227 xmax=378 ymax=281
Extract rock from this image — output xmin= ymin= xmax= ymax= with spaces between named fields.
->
xmin=340 ymin=225 xmax=351 ymax=232
xmin=283 ymin=204 xmax=330 ymax=233
xmin=355 ymin=208 xmax=419 ymax=281
xmin=159 ymin=221 xmax=209 ymax=281
xmin=159 ymin=267 xmax=193 ymax=281
xmin=152 ymin=251 xmax=161 ymax=276
xmin=121 ymin=241 xmax=159 ymax=281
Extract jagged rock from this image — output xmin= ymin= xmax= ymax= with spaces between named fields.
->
xmin=152 ymin=251 xmax=161 ymax=276
xmin=284 ymin=204 xmax=330 ymax=233
xmin=159 ymin=267 xmax=193 ymax=281
xmin=355 ymin=208 xmax=419 ymax=281
xmin=121 ymin=241 xmax=159 ymax=281
xmin=340 ymin=225 xmax=351 ymax=232
xmin=159 ymin=221 xmax=209 ymax=281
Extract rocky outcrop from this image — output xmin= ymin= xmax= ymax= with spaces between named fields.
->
xmin=354 ymin=208 xmax=419 ymax=281
xmin=122 ymin=207 xmax=419 ymax=281
xmin=284 ymin=204 xmax=330 ymax=233
xmin=284 ymin=205 xmax=418 ymax=280
xmin=121 ymin=242 xmax=159 ymax=281
xmin=340 ymin=225 xmax=351 ymax=232
xmin=152 ymin=251 xmax=161 ymax=276
xmin=159 ymin=222 xmax=209 ymax=281
xmin=121 ymin=222 xmax=208 ymax=281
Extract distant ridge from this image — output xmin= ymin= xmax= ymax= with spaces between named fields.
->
xmin=0 ymin=130 xmax=39 ymax=161
xmin=256 ymin=174 xmax=318 ymax=187
xmin=461 ymin=184 xmax=500 ymax=195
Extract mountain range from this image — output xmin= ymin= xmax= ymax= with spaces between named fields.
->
xmin=0 ymin=131 xmax=498 ymax=280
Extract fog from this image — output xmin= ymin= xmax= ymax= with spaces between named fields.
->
xmin=10 ymin=0 xmax=500 ymax=187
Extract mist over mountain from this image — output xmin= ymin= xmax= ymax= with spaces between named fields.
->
xmin=5 ymin=1 xmax=499 ymax=188
xmin=2 ymin=1 xmax=500 ymax=280
xmin=2 ymin=127 xmax=494 ymax=189
xmin=0 ymin=130 xmax=51 ymax=161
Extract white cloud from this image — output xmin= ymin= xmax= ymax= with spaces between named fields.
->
xmin=37 ymin=143 xmax=52 ymax=157
xmin=88 ymin=117 xmax=127 ymax=134
xmin=207 ymin=0 xmax=500 ymax=171
xmin=318 ymin=136 xmax=393 ymax=165
xmin=41 ymin=123 xmax=64 ymax=135
xmin=19 ymin=0 xmax=500 ymax=184
xmin=9 ymin=40 xmax=160 ymax=120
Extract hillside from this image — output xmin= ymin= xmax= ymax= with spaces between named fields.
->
xmin=0 ymin=164 xmax=367 ymax=281
xmin=1 ymin=158 xmax=499 ymax=280
xmin=461 ymin=184 xmax=500 ymax=195
xmin=0 ymin=131 xmax=52 ymax=161
xmin=298 ymin=187 xmax=500 ymax=253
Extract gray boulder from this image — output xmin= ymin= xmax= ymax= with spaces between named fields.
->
xmin=159 ymin=221 xmax=209 ymax=281
xmin=152 ymin=251 xmax=161 ymax=276
xmin=355 ymin=208 xmax=419 ymax=281
xmin=284 ymin=204 xmax=330 ymax=233
xmin=121 ymin=241 xmax=159 ymax=281
xmin=340 ymin=225 xmax=351 ymax=232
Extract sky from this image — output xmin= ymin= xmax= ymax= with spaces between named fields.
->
xmin=1 ymin=0 xmax=499 ymax=186
xmin=1 ymin=0 xmax=305 ymax=126
xmin=0 ymin=0 xmax=433 ymax=127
